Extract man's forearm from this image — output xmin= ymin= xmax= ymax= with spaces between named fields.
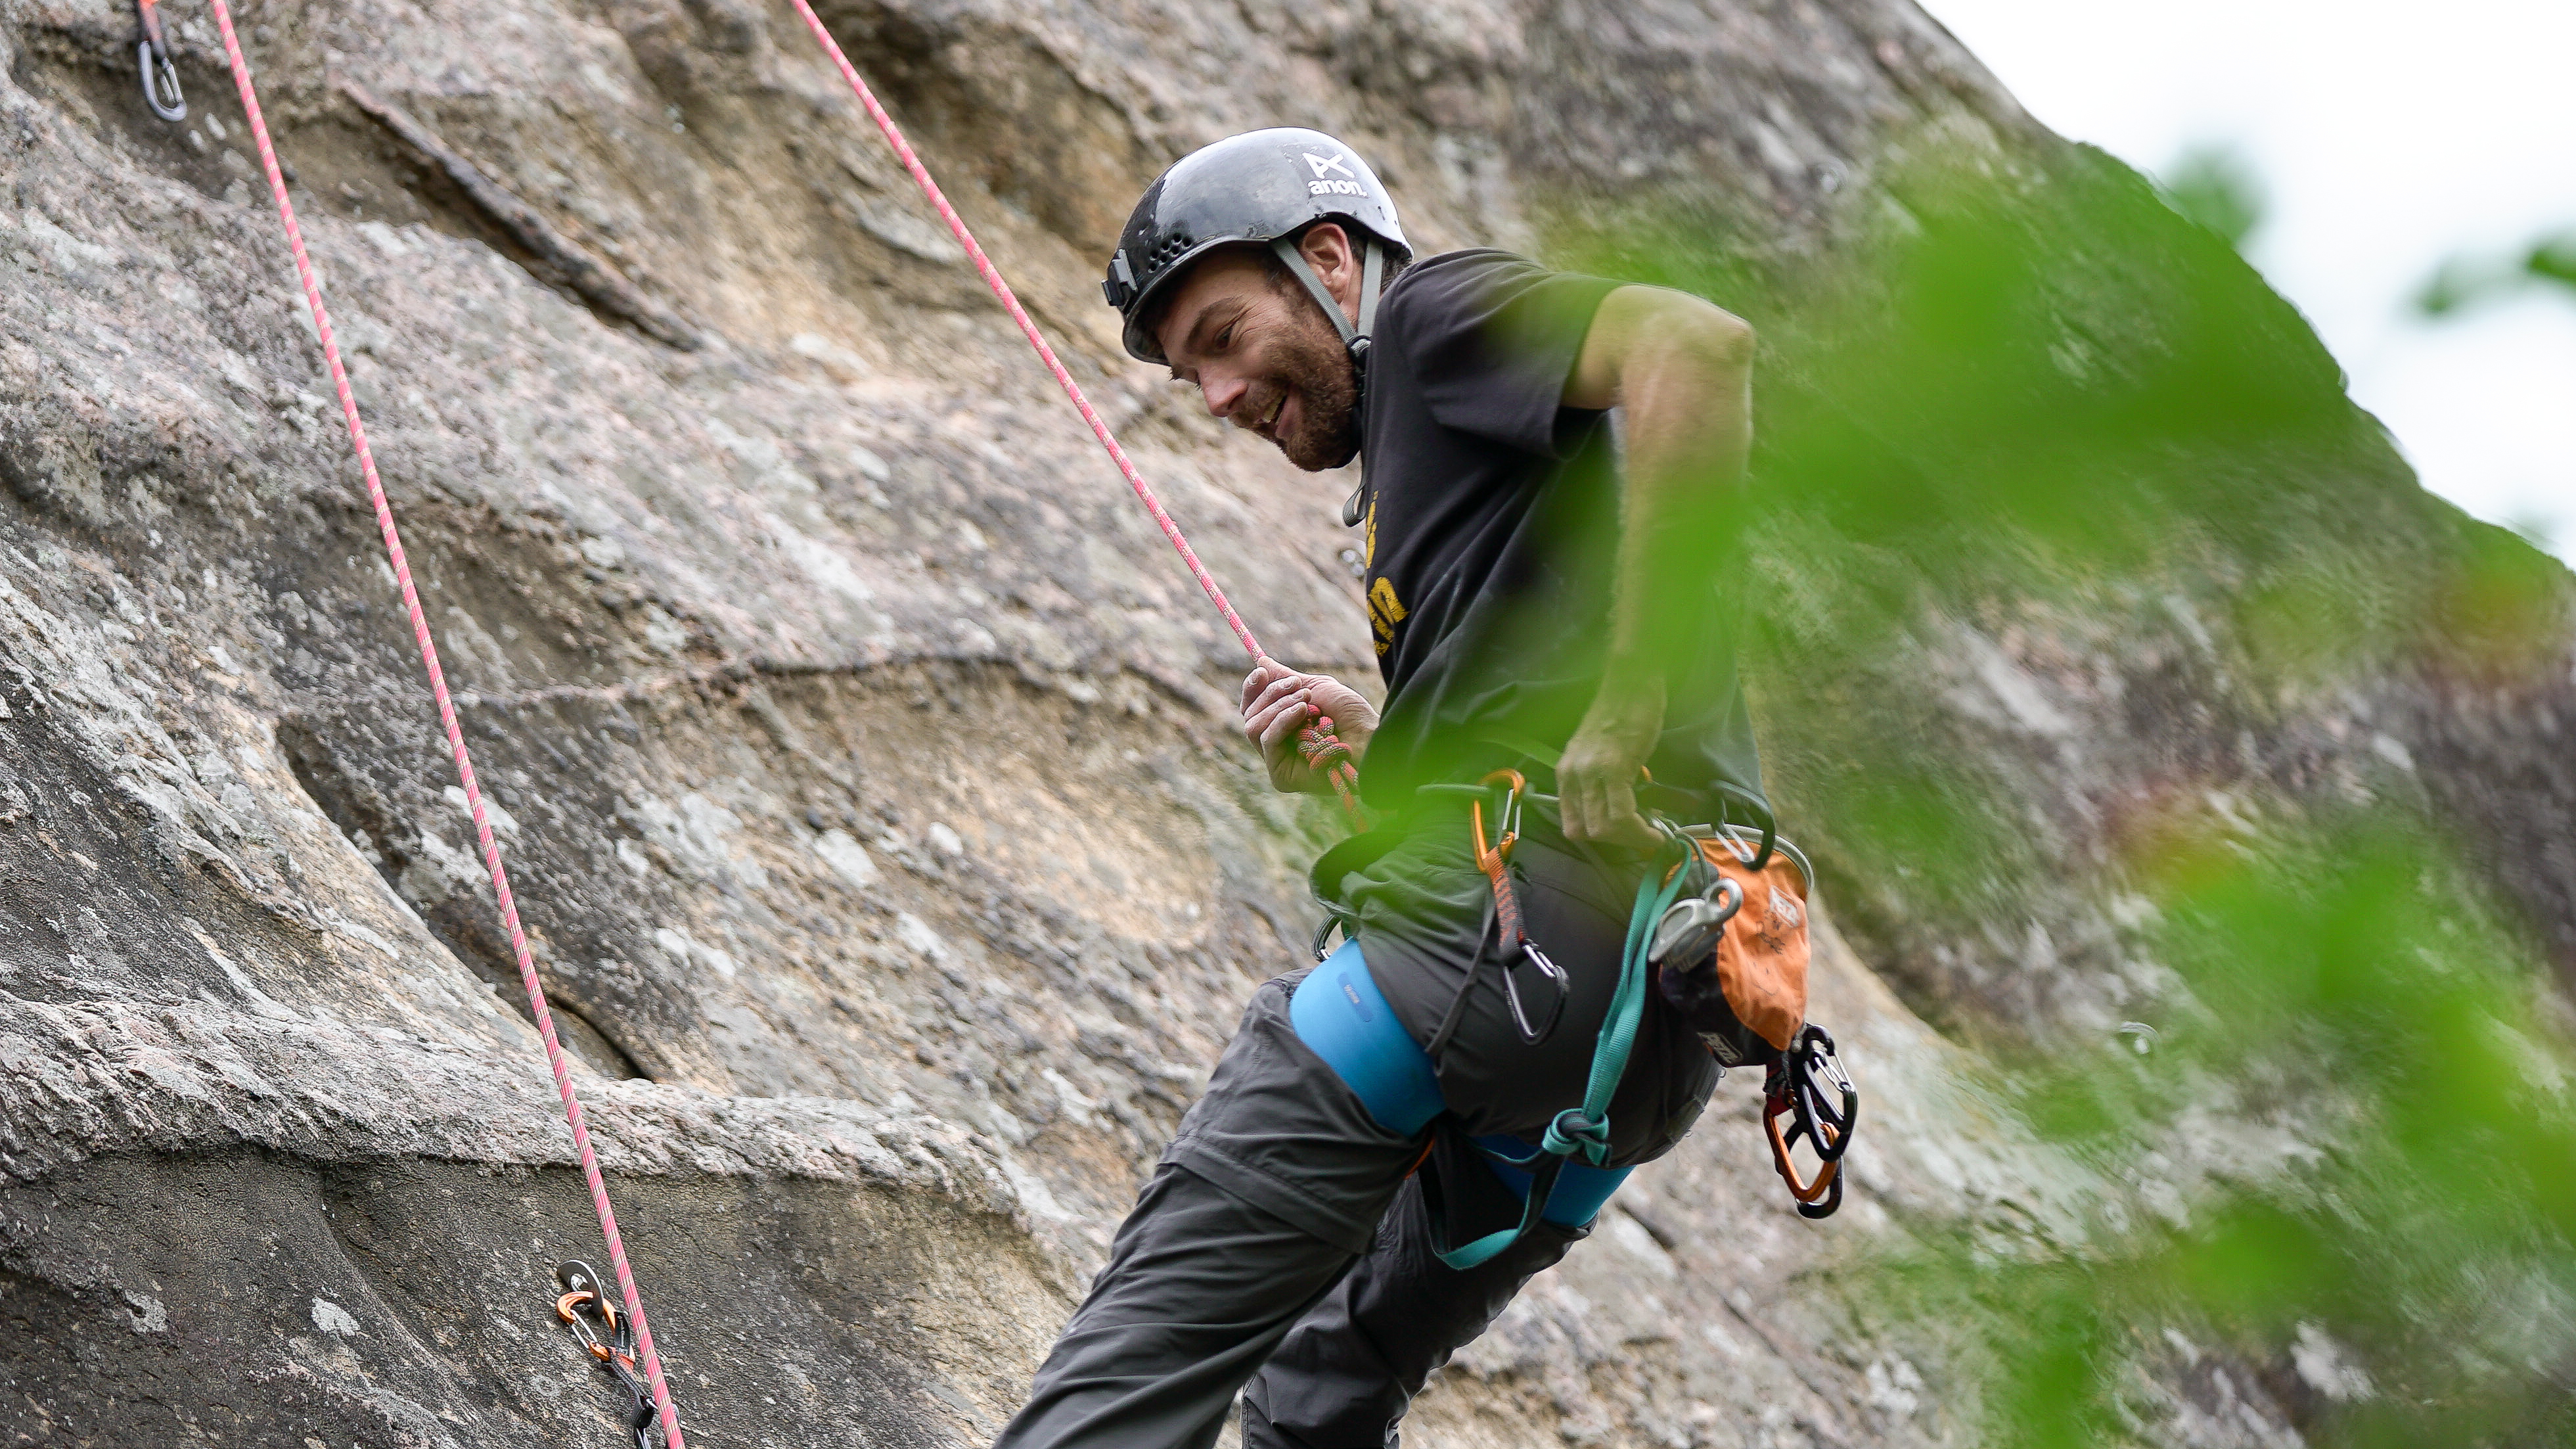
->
xmin=1554 ymin=290 xmax=1754 ymax=844
xmin=1600 ymin=309 xmax=1755 ymax=697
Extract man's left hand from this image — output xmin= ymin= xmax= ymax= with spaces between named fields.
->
xmin=1557 ymin=678 xmax=1667 ymax=850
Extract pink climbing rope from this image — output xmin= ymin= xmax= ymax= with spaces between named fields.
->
xmin=784 ymin=0 xmax=1367 ymax=823
xmin=204 ymin=7 xmax=686 ymax=1445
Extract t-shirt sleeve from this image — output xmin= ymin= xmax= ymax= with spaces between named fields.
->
xmin=1382 ymin=252 xmax=1623 ymax=459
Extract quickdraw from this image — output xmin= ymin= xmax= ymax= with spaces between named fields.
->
xmin=201 ymin=4 xmax=685 ymax=1439
xmin=555 ymin=1260 xmax=659 ymax=1449
xmin=1430 ymin=827 xmax=1688 ymax=1268
xmin=1762 ymin=1024 xmax=1857 ymax=1220
xmin=135 ymin=0 xmax=186 ymax=121
xmin=1468 ymin=770 xmax=1568 ymax=1044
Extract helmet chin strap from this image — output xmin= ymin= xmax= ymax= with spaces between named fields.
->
xmin=1273 ymin=235 xmax=1385 ymax=361
xmin=1271 ymin=235 xmax=1385 ymax=528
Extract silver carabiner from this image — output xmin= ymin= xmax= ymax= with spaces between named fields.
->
xmin=136 ymin=0 xmax=187 ymax=122
xmin=1647 ymin=875 xmax=1742 ymax=966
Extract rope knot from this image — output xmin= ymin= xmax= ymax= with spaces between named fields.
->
xmin=1543 ymin=1107 xmax=1608 ymax=1161
xmin=1297 ymin=724 xmax=1353 ymax=768
xmin=1297 ymin=716 xmax=1368 ymax=828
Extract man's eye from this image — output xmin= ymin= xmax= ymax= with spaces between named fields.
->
xmin=1215 ymin=326 xmax=1234 ymax=350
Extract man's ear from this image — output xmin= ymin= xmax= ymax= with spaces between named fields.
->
xmin=1296 ymin=223 xmax=1361 ymax=321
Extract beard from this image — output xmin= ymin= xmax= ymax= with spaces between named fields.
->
xmin=1252 ymin=302 xmax=1363 ymax=471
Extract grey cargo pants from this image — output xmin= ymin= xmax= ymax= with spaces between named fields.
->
xmin=989 ymin=975 xmax=1588 ymax=1449
xmin=991 ymin=816 xmax=1714 ymax=1449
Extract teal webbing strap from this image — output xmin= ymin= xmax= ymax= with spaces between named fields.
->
xmin=1433 ymin=850 xmax=1691 ymax=1269
xmin=1433 ymin=1153 xmax=1565 ymax=1270
xmin=1552 ymin=860 xmax=1688 ymax=1164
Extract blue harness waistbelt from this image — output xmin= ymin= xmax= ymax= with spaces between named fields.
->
xmin=1291 ymin=940 xmax=1629 ymax=1230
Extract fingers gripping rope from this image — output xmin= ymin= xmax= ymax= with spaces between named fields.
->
xmin=1298 ymin=716 xmax=1363 ymax=819
xmin=784 ymin=0 xmax=1368 ymax=829
xmin=202 ymin=8 xmax=685 ymax=1444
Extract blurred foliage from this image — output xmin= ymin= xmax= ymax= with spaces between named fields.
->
xmin=2157 ymin=144 xmax=2269 ymax=253
xmin=1891 ymin=818 xmax=2576 ymax=1448
xmin=1542 ymin=139 xmax=2575 ymax=1443
xmin=2418 ymin=230 xmax=2576 ymax=316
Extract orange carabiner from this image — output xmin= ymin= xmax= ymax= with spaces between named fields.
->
xmin=554 ymin=1288 xmax=621 ymax=1362
xmin=1763 ymin=1101 xmax=1842 ymax=1204
xmin=1470 ymin=768 xmax=1526 ymax=871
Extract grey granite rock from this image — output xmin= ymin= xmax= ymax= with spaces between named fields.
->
xmin=0 ymin=1 xmax=2564 ymax=1446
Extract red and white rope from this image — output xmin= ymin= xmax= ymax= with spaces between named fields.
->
xmin=204 ymin=7 xmax=685 ymax=1444
xmin=784 ymin=0 xmax=1367 ymax=823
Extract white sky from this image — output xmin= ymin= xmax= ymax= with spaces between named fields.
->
xmin=1920 ymin=0 xmax=2576 ymax=563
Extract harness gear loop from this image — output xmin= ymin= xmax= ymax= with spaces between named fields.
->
xmin=784 ymin=0 xmax=1367 ymax=831
xmin=555 ymin=1262 xmax=658 ymax=1449
xmin=201 ymin=5 xmax=683 ymax=1440
xmin=135 ymin=0 xmax=185 ymax=121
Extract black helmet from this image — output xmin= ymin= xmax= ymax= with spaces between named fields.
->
xmin=1102 ymin=127 xmax=1412 ymax=365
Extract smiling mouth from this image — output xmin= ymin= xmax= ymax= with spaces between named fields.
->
xmin=1257 ymin=393 xmax=1284 ymax=434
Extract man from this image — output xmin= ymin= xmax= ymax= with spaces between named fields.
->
xmin=995 ymin=127 xmax=1765 ymax=1449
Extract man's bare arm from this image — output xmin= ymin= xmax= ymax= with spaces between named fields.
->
xmin=1555 ymin=285 xmax=1756 ymax=847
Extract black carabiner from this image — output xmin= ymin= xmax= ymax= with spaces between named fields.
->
xmin=1501 ymin=938 xmax=1568 ymax=1044
xmin=1763 ymin=1024 xmax=1858 ymax=1218
xmin=1790 ymin=1024 xmax=1858 ymax=1164
xmin=136 ymin=0 xmax=187 ymax=122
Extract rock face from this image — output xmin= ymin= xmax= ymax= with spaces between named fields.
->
xmin=0 ymin=1 xmax=2567 ymax=1447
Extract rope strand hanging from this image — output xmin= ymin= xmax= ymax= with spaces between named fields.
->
xmin=782 ymin=0 xmax=1365 ymax=823
xmin=200 ymin=7 xmax=685 ymax=1443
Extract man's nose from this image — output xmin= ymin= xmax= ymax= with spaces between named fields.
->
xmin=1201 ymin=373 xmax=1248 ymax=419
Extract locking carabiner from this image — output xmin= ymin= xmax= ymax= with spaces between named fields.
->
xmin=135 ymin=0 xmax=187 ymax=122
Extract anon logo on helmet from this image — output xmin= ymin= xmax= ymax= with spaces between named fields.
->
xmin=1303 ymin=150 xmax=1365 ymax=197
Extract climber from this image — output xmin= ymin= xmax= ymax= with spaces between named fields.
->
xmin=995 ymin=129 xmax=1767 ymax=1449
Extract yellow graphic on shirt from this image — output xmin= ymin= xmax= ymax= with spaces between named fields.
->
xmin=1367 ymin=576 xmax=1408 ymax=656
xmin=1364 ymin=500 xmax=1378 ymax=568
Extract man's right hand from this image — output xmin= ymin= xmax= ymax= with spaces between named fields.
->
xmin=1240 ymin=658 xmax=1379 ymax=794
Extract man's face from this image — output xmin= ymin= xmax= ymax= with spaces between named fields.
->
xmin=1152 ymin=251 xmax=1360 ymax=472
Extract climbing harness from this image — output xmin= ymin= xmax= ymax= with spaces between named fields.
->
xmin=1425 ymin=825 xmax=1691 ymax=1268
xmin=200 ymin=5 xmax=683 ymax=1442
xmin=1390 ymin=758 xmax=1856 ymax=1233
xmin=556 ymin=1261 xmax=659 ymax=1449
xmin=783 ymin=3 xmax=1365 ymax=827
xmin=134 ymin=0 xmax=185 ymax=121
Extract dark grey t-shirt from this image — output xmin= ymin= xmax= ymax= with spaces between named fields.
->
xmin=1332 ymin=250 xmax=1751 ymax=1136
xmin=1354 ymin=248 xmax=1765 ymax=819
